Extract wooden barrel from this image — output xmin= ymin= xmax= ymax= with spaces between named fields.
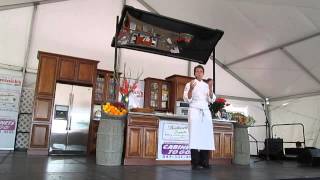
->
xmin=96 ymin=117 xmax=125 ymax=166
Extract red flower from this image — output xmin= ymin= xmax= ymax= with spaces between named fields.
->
xmin=119 ymin=77 xmax=139 ymax=96
xmin=216 ymin=98 xmax=226 ymax=103
xmin=209 ymin=98 xmax=229 ymax=113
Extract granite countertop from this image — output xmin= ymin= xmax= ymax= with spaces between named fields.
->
xmin=128 ymin=112 xmax=236 ymax=123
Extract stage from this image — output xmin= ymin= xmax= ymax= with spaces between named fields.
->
xmin=1 ymin=152 xmax=320 ymax=180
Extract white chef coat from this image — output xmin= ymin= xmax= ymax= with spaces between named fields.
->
xmin=183 ymin=79 xmax=216 ymax=150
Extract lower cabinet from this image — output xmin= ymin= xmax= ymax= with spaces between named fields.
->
xmin=88 ymin=120 xmax=100 ymax=154
xmin=211 ymin=131 xmax=233 ymax=159
xmin=124 ymin=114 xmax=233 ymax=165
xmin=210 ymin=123 xmax=234 ymax=163
xmin=125 ymin=115 xmax=158 ymax=164
xmin=29 ymin=124 xmax=50 ymax=148
xmin=143 ymin=127 xmax=158 ymax=158
xmin=126 ymin=127 xmax=143 ymax=157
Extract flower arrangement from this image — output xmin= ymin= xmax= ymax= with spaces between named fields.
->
xmin=117 ymin=63 xmax=143 ymax=107
xmin=209 ymin=98 xmax=230 ymax=114
xmin=119 ymin=77 xmax=138 ymax=105
xmin=231 ymin=112 xmax=255 ymax=126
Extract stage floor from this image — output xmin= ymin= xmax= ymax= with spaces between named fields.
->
xmin=0 ymin=152 xmax=319 ymax=180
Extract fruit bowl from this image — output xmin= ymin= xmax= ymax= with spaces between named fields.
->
xmin=101 ymin=102 xmax=128 ymax=120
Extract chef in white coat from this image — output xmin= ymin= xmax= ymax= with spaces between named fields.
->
xmin=183 ymin=65 xmax=216 ymax=170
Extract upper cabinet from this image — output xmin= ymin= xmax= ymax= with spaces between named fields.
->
xmin=57 ymin=56 xmax=98 ymax=85
xmin=144 ymin=78 xmax=170 ymax=112
xmin=36 ymin=53 xmax=58 ymax=97
xmin=93 ymin=70 xmax=120 ymax=104
xmin=76 ymin=60 xmax=96 ymax=84
xmin=57 ymin=57 xmax=76 ymax=81
xmin=165 ymin=75 xmax=194 ymax=113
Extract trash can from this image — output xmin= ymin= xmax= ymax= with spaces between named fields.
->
xmin=96 ymin=115 xmax=125 ymax=166
xmin=233 ymin=123 xmax=250 ymax=165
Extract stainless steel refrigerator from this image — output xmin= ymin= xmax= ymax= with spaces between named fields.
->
xmin=49 ymin=83 xmax=92 ymax=154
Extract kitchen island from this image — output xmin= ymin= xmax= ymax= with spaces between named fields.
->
xmin=124 ymin=112 xmax=234 ymax=165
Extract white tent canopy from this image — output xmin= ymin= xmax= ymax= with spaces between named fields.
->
xmin=1 ymin=0 xmax=320 ymax=150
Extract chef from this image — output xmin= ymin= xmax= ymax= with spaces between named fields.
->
xmin=183 ymin=65 xmax=216 ymax=170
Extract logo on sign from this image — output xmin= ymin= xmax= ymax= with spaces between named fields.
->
xmin=162 ymin=144 xmax=191 ymax=155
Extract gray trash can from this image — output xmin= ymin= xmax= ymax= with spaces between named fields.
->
xmin=233 ymin=123 xmax=250 ymax=165
xmin=96 ymin=116 xmax=125 ymax=166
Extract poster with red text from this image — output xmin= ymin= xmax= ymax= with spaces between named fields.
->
xmin=0 ymin=74 xmax=22 ymax=150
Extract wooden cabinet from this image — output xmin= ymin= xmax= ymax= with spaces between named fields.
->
xmin=126 ymin=127 xmax=143 ymax=157
xmin=88 ymin=70 xmax=121 ymax=154
xmin=93 ymin=70 xmax=120 ymax=104
xmin=213 ymin=132 xmax=222 ymax=158
xmin=165 ymin=75 xmax=194 ymax=113
xmin=222 ymin=132 xmax=233 ymax=158
xmin=124 ymin=114 xmax=233 ymax=165
xmin=33 ymin=98 xmax=53 ymax=122
xmin=88 ymin=120 xmax=100 ymax=154
xmin=58 ymin=57 xmax=97 ymax=85
xmin=144 ymin=78 xmax=170 ymax=111
xmin=58 ymin=57 xmax=76 ymax=81
xmin=143 ymin=127 xmax=158 ymax=158
xmin=76 ymin=60 xmax=96 ymax=84
xmin=29 ymin=124 xmax=50 ymax=148
xmin=126 ymin=126 xmax=157 ymax=158
xmin=211 ymin=122 xmax=234 ymax=161
xmin=29 ymin=51 xmax=99 ymax=155
xmin=36 ymin=53 xmax=58 ymax=97
xmin=125 ymin=115 xmax=159 ymax=164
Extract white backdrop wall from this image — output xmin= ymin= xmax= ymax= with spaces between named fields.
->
xmin=270 ymin=96 xmax=320 ymax=149
xmin=0 ymin=7 xmax=33 ymax=67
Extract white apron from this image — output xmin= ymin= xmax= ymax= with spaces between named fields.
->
xmin=183 ymin=79 xmax=216 ymax=150
xmin=188 ymin=107 xmax=214 ymax=150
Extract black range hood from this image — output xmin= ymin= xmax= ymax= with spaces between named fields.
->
xmin=112 ymin=5 xmax=224 ymax=64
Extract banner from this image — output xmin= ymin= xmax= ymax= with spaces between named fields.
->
xmin=157 ymin=120 xmax=191 ymax=160
xmin=0 ymin=74 xmax=22 ymax=150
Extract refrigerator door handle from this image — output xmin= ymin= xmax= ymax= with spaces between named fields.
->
xmin=69 ymin=116 xmax=72 ymax=130
xmin=69 ymin=93 xmax=74 ymax=130
xmin=67 ymin=93 xmax=72 ymax=130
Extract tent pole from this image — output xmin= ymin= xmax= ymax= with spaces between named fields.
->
xmin=213 ymin=54 xmax=215 ymax=93
xmin=113 ymin=16 xmax=119 ymax=101
xmin=187 ymin=62 xmax=191 ymax=77
xmin=0 ymin=0 xmax=71 ymax=11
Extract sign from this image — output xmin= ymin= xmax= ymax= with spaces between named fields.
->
xmin=0 ymin=74 xmax=22 ymax=150
xmin=157 ymin=120 xmax=191 ymax=160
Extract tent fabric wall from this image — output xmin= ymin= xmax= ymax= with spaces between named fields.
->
xmin=0 ymin=0 xmax=263 ymax=100
xmin=0 ymin=0 xmax=288 ymax=153
xmin=270 ymin=96 xmax=320 ymax=149
xmin=225 ymin=99 xmax=266 ymax=155
xmin=0 ymin=6 xmax=33 ymax=68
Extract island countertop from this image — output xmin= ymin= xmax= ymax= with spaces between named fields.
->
xmin=128 ymin=111 xmax=236 ymax=123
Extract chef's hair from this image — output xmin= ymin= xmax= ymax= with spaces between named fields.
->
xmin=194 ymin=65 xmax=204 ymax=75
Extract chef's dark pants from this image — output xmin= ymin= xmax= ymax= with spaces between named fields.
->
xmin=191 ymin=149 xmax=209 ymax=166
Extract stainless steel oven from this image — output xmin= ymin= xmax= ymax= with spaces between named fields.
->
xmin=175 ymin=101 xmax=189 ymax=116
